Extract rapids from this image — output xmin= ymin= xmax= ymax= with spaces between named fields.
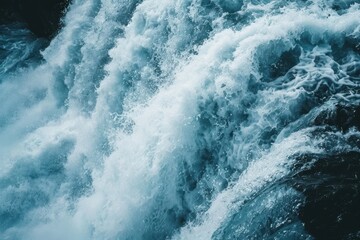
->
xmin=0 ymin=0 xmax=359 ymax=239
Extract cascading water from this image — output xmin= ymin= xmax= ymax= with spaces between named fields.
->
xmin=0 ymin=0 xmax=359 ymax=239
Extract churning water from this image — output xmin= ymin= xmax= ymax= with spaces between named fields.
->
xmin=0 ymin=0 xmax=360 ymax=239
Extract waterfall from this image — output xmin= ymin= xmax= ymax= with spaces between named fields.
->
xmin=0 ymin=0 xmax=359 ymax=239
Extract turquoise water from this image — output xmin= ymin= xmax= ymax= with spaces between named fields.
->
xmin=0 ymin=0 xmax=359 ymax=239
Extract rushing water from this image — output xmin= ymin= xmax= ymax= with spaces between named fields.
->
xmin=0 ymin=0 xmax=360 ymax=239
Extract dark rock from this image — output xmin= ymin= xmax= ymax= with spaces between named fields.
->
xmin=0 ymin=1 xmax=21 ymax=22
xmin=290 ymin=151 xmax=360 ymax=240
xmin=314 ymin=104 xmax=360 ymax=132
xmin=0 ymin=0 xmax=70 ymax=38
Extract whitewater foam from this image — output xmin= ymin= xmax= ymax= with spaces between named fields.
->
xmin=0 ymin=0 xmax=359 ymax=239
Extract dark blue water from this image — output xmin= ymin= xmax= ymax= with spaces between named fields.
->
xmin=0 ymin=0 xmax=359 ymax=239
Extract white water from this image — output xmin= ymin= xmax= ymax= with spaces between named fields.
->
xmin=1 ymin=0 xmax=360 ymax=239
